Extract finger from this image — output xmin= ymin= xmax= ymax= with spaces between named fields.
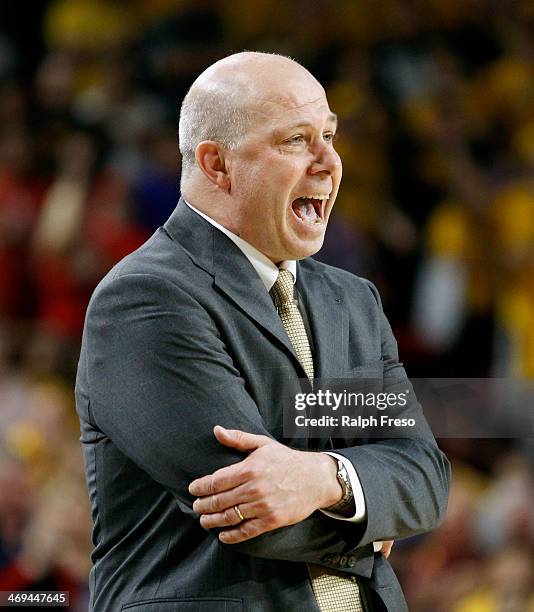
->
xmin=192 ymin=483 xmax=250 ymax=515
xmin=199 ymin=502 xmax=256 ymax=530
xmin=199 ymin=507 xmax=243 ymax=529
xmin=213 ymin=426 xmax=272 ymax=452
xmin=381 ymin=540 xmax=394 ymax=558
xmin=189 ymin=463 xmax=248 ymax=497
xmin=218 ymin=518 xmax=269 ymax=544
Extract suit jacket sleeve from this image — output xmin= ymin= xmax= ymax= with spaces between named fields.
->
xmin=331 ymin=280 xmax=451 ymax=547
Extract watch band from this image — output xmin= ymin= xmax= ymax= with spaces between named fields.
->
xmin=326 ymin=458 xmax=354 ymax=513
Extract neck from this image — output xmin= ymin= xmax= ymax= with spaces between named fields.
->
xmin=183 ymin=184 xmax=241 ymax=236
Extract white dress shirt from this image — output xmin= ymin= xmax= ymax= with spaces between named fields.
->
xmin=184 ymin=200 xmax=372 ymax=529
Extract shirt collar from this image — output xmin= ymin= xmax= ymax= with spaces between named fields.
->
xmin=184 ymin=200 xmax=297 ymax=291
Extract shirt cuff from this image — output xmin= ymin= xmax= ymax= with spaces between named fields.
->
xmin=319 ymin=451 xmax=367 ymax=523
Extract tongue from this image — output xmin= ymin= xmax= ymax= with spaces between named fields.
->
xmin=293 ymin=198 xmax=318 ymax=224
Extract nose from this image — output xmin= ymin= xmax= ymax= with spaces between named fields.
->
xmin=308 ymin=140 xmax=341 ymax=176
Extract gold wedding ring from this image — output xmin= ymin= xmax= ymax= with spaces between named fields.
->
xmin=233 ymin=505 xmax=245 ymax=522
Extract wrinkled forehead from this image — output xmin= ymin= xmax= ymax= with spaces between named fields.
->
xmin=260 ymin=96 xmax=336 ymax=123
xmin=247 ymin=75 xmax=336 ymax=128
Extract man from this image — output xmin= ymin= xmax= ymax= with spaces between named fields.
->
xmin=76 ymin=52 xmax=450 ymax=611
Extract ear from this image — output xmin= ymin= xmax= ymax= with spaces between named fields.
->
xmin=195 ymin=141 xmax=231 ymax=192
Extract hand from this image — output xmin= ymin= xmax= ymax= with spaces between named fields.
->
xmin=189 ymin=426 xmax=342 ymax=544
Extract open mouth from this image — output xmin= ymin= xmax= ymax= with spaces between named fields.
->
xmin=291 ymin=194 xmax=330 ymax=226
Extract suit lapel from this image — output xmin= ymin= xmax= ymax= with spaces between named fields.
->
xmin=211 ymin=229 xmax=301 ymax=364
xmin=297 ymin=261 xmax=349 ymax=378
xmin=164 ymin=200 xmax=301 ymax=369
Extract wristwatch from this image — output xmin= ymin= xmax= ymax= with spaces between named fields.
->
xmin=327 ymin=458 xmax=354 ymax=513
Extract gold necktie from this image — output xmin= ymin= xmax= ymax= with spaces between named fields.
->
xmin=270 ymin=270 xmax=315 ymax=381
xmin=270 ymin=270 xmax=365 ymax=612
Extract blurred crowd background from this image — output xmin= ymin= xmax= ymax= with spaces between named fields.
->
xmin=0 ymin=1 xmax=533 ymax=610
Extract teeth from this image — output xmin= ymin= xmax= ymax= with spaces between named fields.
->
xmin=302 ymin=194 xmax=330 ymax=200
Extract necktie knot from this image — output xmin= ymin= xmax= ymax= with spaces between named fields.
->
xmin=270 ymin=269 xmax=295 ymax=309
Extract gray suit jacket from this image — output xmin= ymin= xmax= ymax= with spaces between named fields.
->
xmin=75 ymin=200 xmax=451 ymax=612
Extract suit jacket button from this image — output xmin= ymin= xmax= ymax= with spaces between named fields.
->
xmin=331 ymin=554 xmax=340 ymax=566
xmin=339 ymin=555 xmax=348 ymax=568
xmin=321 ymin=553 xmax=333 ymax=564
xmin=347 ymin=556 xmax=356 ymax=568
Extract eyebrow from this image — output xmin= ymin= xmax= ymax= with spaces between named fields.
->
xmin=285 ymin=113 xmax=338 ymax=131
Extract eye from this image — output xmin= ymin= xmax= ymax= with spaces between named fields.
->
xmin=286 ymin=134 xmax=305 ymax=145
xmin=323 ymin=132 xmax=336 ymax=143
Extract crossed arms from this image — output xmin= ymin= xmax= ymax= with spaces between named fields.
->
xmin=84 ymin=272 xmax=450 ymax=567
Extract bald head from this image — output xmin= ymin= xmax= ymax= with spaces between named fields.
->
xmin=178 ymin=52 xmax=323 ymax=182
